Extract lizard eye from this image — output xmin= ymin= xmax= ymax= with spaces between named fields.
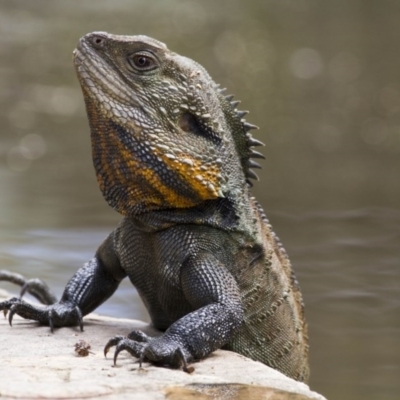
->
xmin=128 ymin=52 xmax=158 ymax=72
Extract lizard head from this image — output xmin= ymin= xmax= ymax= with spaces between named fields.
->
xmin=74 ymin=32 xmax=263 ymax=216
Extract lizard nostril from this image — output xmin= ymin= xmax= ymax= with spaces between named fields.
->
xmin=91 ymin=35 xmax=105 ymax=46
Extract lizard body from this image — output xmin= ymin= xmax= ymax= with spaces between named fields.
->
xmin=0 ymin=32 xmax=309 ymax=382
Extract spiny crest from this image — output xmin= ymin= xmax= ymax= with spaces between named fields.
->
xmin=217 ymin=86 xmax=265 ymax=187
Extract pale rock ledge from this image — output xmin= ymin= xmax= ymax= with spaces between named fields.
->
xmin=0 ymin=289 xmax=326 ymax=400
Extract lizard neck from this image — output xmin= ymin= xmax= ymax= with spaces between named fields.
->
xmin=130 ymin=192 xmax=263 ymax=244
xmin=130 ymin=198 xmax=236 ymax=232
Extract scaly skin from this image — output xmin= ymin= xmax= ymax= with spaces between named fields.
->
xmin=0 ymin=32 xmax=309 ymax=382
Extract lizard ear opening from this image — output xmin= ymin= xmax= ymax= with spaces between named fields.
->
xmin=179 ymin=113 xmax=201 ymax=134
xmin=179 ymin=113 xmax=221 ymax=145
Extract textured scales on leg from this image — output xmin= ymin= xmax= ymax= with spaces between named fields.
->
xmin=0 ymin=32 xmax=309 ymax=382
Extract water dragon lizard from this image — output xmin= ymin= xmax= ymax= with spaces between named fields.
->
xmin=0 ymin=32 xmax=309 ymax=382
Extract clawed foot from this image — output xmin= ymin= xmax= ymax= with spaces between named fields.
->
xmin=0 ymin=270 xmax=57 ymax=305
xmin=104 ymin=331 xmax=194 ymax=372
xmin=0 ymin=297 xmax=83 ymax=333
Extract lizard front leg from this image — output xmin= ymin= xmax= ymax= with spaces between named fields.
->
xmin=106 ymin=253 xmax=244 ymax=370
xmin=0 ymin=233 xmax=126 ymax=332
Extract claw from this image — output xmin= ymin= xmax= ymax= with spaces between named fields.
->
xmin=8 ymin=305 xmax=16 ymax=327
xmin=113 ymin=344 xmax=124 ymax=366
xmin=75 ymin=306 xmax=83 ymax=332
xmin=104 ymin=335 xmax=125 ymax=358
xmin=173 ymin=347 xmax=193 ymax=373
xmin=176 ymin=347 xmax=188 ymax=371
xmin=19 ymin=283 xmax=29 ymax=299
xmin=48 ymin=309 xmax=54 ymax=333
xmin=139 ymin=350 xmax=145 ymax=368
xmin=113 ymin=339 xmax=145 ymax=366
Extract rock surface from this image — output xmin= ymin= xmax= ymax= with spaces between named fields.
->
xmin=0 ymin=290 xmax=326 ymax=399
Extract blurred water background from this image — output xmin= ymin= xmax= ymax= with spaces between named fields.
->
xmin=0 ymin=1 xmax=399 ymax=399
